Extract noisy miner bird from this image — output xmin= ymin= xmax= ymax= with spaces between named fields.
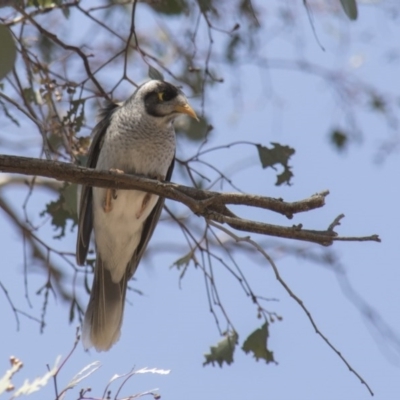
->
xmin=76 ymin=80 xmax=198 ymax=351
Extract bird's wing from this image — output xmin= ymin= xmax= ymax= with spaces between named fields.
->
xmin=76 ymin=102 xmax=119 ymax=265
xmin=127 ymin=157 xmax=175 ymax=278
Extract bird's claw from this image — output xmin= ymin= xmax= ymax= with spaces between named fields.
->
xmin=110 ymin=168 xmax=124 ymax=174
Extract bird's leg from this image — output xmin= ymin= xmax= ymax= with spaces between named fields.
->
xmin=103 ymin=189 xmax=113 ymax=213
xmin=103 ymin=168 xmax=124 ymax=213
xmin=136 ymin=193 xmax=152 ymax=219
xmin=135 ymin=174 xmax=164 ymax=220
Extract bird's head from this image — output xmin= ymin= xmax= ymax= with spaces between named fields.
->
xmin=131 ymin=80 xmax=198 ymax=123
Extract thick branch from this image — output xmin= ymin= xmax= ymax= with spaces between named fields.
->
xmin=0 ymin=155 xmax=324 ymax=215
xmin=0 ymin=155 xmax=381 ymax=246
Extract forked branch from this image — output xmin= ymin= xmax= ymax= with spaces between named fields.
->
xmin=0 ymin=154 xmax=381 ymax=246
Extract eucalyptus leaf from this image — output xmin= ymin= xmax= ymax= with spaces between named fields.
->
xmin=0 ymin=24 xmax=16 ymax=80
xmin=148 ymin=65 xmax=164 ymax=81
xmin=203 ymin=331 xmax=238 ymax=367
xmin=256 ymin=142 xmax=295 ymax=186
xmin=40 ymin=183 xmax=78 ymax=239
xmin=148 ymin=0 xmax=188 ymax=15
xmin=242 ymin=322 xmax=276 ymax=364
xmin=175 ymin=115 xmax=211 ymax=141
xmin=331 ymin=129 xmax=348 ymax=151
xmin=339 ymin=0 xmax=358 ymax=21
xmin=27 ymin=0 xmax=57 ymax=6
xmin=171 ymin=251 xmax=193 ymax=270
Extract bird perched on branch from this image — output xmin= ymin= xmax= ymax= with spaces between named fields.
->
xmin=76 ymin=80 xmax=198 ymax=351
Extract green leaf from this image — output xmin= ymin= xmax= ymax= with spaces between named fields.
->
xmin=171 ymin=252 xmax=192 ymax=270
xmin=63 ymin=99 xmax=85 ymax=133
xmin=27 ymin=0 xmax=57 ymax=6
xmin=339 ymin=0 xmax=358 ymax=21
xmin=76 ymin=152 xmax=89 ymax=167
xmin=242 ymin=322 xmax=276 ymax=364
xmin=40 ymin=183 xmax=78 ymax=239
xmin=0 ymin=98 xmax=20 ymax=126
xmin=198 ymin=0 xmax=213 ymax=13
xmin=0 ymin=24 xmax=17 ymax=80
xmin=330 ymin=129 xmax=348 ymax=151
xmin=60 ymin=0 xmax=70 ymax=19
xmin=370 ymin=94 xmax=386 ymax=113
xmin=276 ymin=167 xmax=293 ymax=186
xmin=148 ymin=65 xmax=164 ymax=81
xmin=256 ymin=142 xmax=295 ymax=186
xmin=225 ymin=35 xmax=241 ymax=63
xmin=148 ymin=0 xmax=188 ymax=15
xmin=38 ymin=34 xmax=55 ymax=63
xmin=239 ymin=0 xmax=260 ymax=28
xmin=62 ymin=182 xmax=78 ymax=215
xmin=0 ymin=0 xmax=23 ymax=7
xmin=22 ymin=87 xmax=39 ymax=104
xmin=203 ymin=331 xmax=238 ymax=367
xmin=256 ymin=142 xmax=294 ymax=168
xmin=175 ymin=115 xmax=211 ymax=141
xmin=171 ymin=251 xmax=194 ymax=281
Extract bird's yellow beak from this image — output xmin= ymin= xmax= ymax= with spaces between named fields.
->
xmin=174 ymin=103 xmax=199 ymax=121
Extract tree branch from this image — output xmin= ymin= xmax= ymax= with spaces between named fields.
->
xmin=15 ymin=5 xmax=109 ymax=100
xmin=0 ymin=154 xmax=381 ymax=246
xmin=209 ymin=220 xmax=374 ymax=396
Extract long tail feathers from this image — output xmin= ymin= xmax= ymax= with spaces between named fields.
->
xmin=82 ymin=255 xmax=128 ymax=351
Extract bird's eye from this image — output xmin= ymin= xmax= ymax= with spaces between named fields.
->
xmin=157 ymin=92 xmax=165 ymax=102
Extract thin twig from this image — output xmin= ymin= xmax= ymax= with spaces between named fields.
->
xmin=209 ymin=220 xmax=374 ymax=397
xmin=16 ymin=6 xmax=109 ymax=100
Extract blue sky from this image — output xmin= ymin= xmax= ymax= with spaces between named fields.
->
xmin=1 ymin=1 xmax=399 ymax=399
